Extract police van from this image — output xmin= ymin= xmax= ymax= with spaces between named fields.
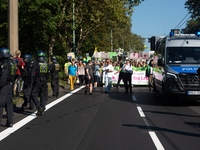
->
xmin=150 ymin=29 xmax=200 ymax=104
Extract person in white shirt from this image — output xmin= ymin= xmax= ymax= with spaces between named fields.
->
xmin=123 ymin=59 xmax=133 ymax=93
xmin=103 ymin=60 xmax=113 ymax=93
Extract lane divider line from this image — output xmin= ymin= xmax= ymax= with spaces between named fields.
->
xmin=0 ymin=86 xmax=85 ymax=142
xmin=149 ymin=131 xmax=165 ymax=150
xmin=132 ymin=95 xmax=165 ymax=150
xmin=137 ymin=106 xmax=146 ymax=117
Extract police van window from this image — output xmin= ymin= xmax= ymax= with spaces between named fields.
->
xmin=167 ymin=47 xmax=200 ymax=64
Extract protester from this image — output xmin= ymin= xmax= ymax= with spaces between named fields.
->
xmin=77 ymin=59 xmax=85 ymax=86
xmin=146 ymin=59 xmax=154 ymax=91
xmin=123 ymin=59 xmax=133 ymax=93
xmin=64 ymin=59 xmax=71 ymax=84
xmin=13 ymin=50 xmax=24 ymax=81
xmin=68 ymin=59 xmax=77 ymax=90
xmin=115 ymin=58 xmax=124 ymax=91
xmin=94 ymin=61 xmax=101 ymax=89
xmin=132 ymin=61 xmax=137 ymax=71
xmin=85 ymin=60 xmax=93 ymax=95
xmin=103 ymin=60 xmax=113 ymax=93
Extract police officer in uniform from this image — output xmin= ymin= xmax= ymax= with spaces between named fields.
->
xmin=30 ymin=51 xmax=49 ymax=115
xmin=0 ymin=47 xmax=15 ymax=127
xmin=50 ymin=55 xmax=61 ymax=98
xmin=20 ymin=54 xmax=35 ymax=111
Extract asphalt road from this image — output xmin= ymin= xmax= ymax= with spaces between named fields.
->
xmin=1 ymin=86 xmax=200 ymax=150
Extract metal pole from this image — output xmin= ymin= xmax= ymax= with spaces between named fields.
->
xmin=111 ymin=29 xmax=113 ymax=52
xmin=122 ymin=37 xmax=124 ymax=50
xmin=8 ymin=0 xmax=18 ymax=56
xmin=73 ymin=0 xmax=76 ymax=56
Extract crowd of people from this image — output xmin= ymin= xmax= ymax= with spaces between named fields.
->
xmin=65 ymin=57 xmax=154 ymax=94
xmin=0 ymin=46 xmax=153 ymax=128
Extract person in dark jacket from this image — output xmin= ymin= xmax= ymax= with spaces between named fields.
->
xmin=50 ymin=55 xmax=61 ymax=98
xmin=0 ymin=47 xmax=15 ymax=127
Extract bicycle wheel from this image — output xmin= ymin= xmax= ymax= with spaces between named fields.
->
xmin=13 ymin=80 xmax=19 ymax=100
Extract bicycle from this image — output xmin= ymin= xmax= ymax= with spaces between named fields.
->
xmin=13 ymin=78 xmax=24 ymax=100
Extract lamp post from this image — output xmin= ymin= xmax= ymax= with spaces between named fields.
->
xmin=8 ymin=0 xmax=18 ymax=56
xmin=73 ymin=0 xmax=76 ymax=56
xmin=111 ymin=29 xmax=115 ymax=52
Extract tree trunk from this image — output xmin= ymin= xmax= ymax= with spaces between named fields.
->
xmin=48 ymin=35 xmax=56 ymax=62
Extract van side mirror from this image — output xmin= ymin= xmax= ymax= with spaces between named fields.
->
xmin=158 ymin=59 xmax=164 ymax=66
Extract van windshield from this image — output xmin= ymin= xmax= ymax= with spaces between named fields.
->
xmin=167 ymin=47 xmax=200 ymax=64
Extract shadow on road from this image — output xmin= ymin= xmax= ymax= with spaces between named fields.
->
xmin=122 ymin=124 xmax=200 ymax=137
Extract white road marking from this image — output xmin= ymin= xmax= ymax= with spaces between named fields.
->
xmin=0 ymin=86 xmax=85 ymax=142
xmin=137 ymin=106 xmax=146 ymax=117
xmin=132 ymin=95 xmax=137 ymax=101
xmin=149 ymin=131 xmax=165 ymax=150
xmin=132 ymin=95 xmax=165 ymax=150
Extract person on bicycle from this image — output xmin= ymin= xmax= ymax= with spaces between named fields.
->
xmin=30 ymin=51 xmax=50 ymax=116
xmin=49 ymin=55 xmax=61 ymax=98
xmin=13 ymin=50 xmax=24 ymax=81
xmin=0 ymin=47 xmax=16 ymax=127
xmin=20 ymin=54 xmax=35 ymax=111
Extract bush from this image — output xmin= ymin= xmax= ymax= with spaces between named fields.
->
xmin=59 ymin=70 xmax=67 ymax=80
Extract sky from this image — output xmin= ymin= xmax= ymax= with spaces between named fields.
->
xmin=131 ymin=0 xmax=189 ymax=51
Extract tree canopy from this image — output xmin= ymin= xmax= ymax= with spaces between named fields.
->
xmin=0 ymin=0 xmax=145 ymax=62
xmin=182 ymin=0 xmax=200 ymax=34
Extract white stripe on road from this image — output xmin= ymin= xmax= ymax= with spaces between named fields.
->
xmin=0 ymin=86 xmax=85 ymax=142
xmin=149 ymin=131 xmax=165 ymax=150
xmin=137 ymin=106 xmax=145 ymax=117
xmin=132 ymin=95 xmax=165 ymax=150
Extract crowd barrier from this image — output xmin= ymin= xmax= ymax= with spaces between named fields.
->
xmin=102 ymin=71 xmax=149 ymax=85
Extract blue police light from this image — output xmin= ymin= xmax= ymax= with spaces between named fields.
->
xmin=197 ymin=31 xmax=200 ymax=37
xmin=170 ymin=32 xmax=174 ymax=37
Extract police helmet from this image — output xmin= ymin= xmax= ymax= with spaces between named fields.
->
xmin=0 ymin=47 xmax=12 ymax=59
xmin=36 ymin=51 xmax=46 ymax=62
xmin=51 ymin=55 xmax=57 ymax=62
xmin=23 ymin=54 xmax=31 ymax=63
xmin=28 ymin=54 xmax=33 ymax=61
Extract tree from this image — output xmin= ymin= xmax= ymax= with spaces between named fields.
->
xmin=185 ymin=0 xmax=200 ymax=19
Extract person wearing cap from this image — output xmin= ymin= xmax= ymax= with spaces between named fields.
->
xmin=68 ymin=59 xmax=77 ymax=90
xmin=94 ymin=61 xmax=101 ymax=89
xmin=123 ymin=59 xmax=133 ymax=93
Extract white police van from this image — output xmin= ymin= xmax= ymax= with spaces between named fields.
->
xmin=151 ymin=29 xmax=200 ymax=104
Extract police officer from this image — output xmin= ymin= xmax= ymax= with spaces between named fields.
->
xmin=50 ymin=55 xmax=61 ymax=98
xmin=20 ymin=54 xmax=35 ymax=111
xmin=0 ymin=47 xmax=15 ymax=127
xmin=30 ymin=51 xmax=49 ymax=115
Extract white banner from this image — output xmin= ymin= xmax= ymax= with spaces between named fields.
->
xmin=102 ymin=71 xmax=149 ymax=85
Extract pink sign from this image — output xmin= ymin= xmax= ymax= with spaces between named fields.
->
xmin=129 ymin=53 xmax=138 ymax=59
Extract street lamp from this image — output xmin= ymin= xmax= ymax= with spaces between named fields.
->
xmin=111 ymin=29 xmax=115 ymax=52
xmin=73 ymin=0 xmax=76 ymax=56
